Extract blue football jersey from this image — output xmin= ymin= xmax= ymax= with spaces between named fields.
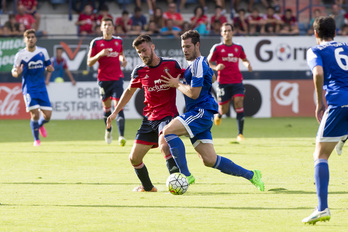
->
xmin=13 ymin=46 xmax=51 ymax=95
xmin=307 ymin=41 xmax=348 ymax=106
xmin=182 ymin=56 xmax=218 ymax=113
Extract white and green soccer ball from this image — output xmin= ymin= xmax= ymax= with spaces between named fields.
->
xmin=166 ymin=173 xmax=189 ymax=195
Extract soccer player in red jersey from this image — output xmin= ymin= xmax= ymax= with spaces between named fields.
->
xmin=208 ymin=23 xmax=252 ymax=142
xmin=87 ymin=17 xmax=127 ymax=146
xmin=107 ymin=35 xmax=183 ymax=192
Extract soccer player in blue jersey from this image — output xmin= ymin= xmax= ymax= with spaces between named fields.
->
xmin=12 ymin=29 xmax=54 ymax=146
xmin=302 ymin=16 xmax=348 ymax=224
xmin=161 ymin=30 xmax=264 ymax=191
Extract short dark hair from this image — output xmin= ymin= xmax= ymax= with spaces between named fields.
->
xmin=102 ymin=17 xmax=114 ymax=26
xmin=181 ymin=30 xmax=200 ymax=45
xmin=222 ymin=22 xmax=234 ymax=31
xmin=313 ymin=16 xmax=336 ymax=40
xmin=23 ymin=29 xmax=36 ymax=38
xmin=132 ymin=34 xmax=152 ymax=47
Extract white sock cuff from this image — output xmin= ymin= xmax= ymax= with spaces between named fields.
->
xmin=314 ymin=159 xmax=328 ymax=166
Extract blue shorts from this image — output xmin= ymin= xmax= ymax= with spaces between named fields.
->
xmin=178 ymin=108 xmax=214 ymax=147
xmin=135 ymin=116 xmax=174 ymax=148
xmin=217 ymin=83 xmax=245 ymax=105
xmin=317 ymin=105 xmax=348 ymax=142
xmin=98 ymin=79 xmax=124 ymax=102
xmin=23 ymin=91 xmax=52 ymax=112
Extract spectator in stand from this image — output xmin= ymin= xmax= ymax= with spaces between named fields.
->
xmin=262 ymin=6 xmax=281 ymax=34
xmin=16 ymin=4 xmax=36 ymax=30
xmin=210 ymin=5 xmax=228 ymax=31
xmin=180 ymin=21 xmax=191 ymax=35
xmin=307 ymin=8 xmax=323 ymax=35
xmin=46 ymin=47 xmax=76 ymax=86
xmin=16 ymin=22 xmax=27 ymax=36
xmin=18 ymin=0 xmax=40 ymax=31
xmin=151 ymin=7 xmax=165 ymax=29
xmin=330 ymin=4 xmax=345 ymax=33
xmin=247 ymin=8 xmax=264 ymax=35
xmin=128 ymin=22 xmax=144 ymax=37
xmin=131 ymin=6 xmax=147 ymax=31
xmin=72 ymin=0 xmax=99 ymax=14
xmin=75 ymin=4 xmax=96 ymax=36
xmin=209 ymin=19 xmax=222 ymax=36
xmin=163 ymin=2 xmax=184 ymax=28
xmin=190 ymin=5 xmax=209 ymax=34
xmin=339 ymin=23 xmax=348 ymax=35
xmin=115 ymin=24 xmax=126 ymax=37
xmin=233 ymin=8 xmax=249 ymax=35
xmin=96 ymin=4 xmax=113 ymax=27
xmin=146 ymin=20 xmax=160 ymax=37
xmin=279 ymin=8 xmax=299 ymax=35
xmin=115 ymin=10 xmax=132 ymax=35
xmin=94 ymin=24 xmax=102 ymax=36
xmin=2 ymin=14 xmax=19 ymax=36
xmin=160 ymin=18 xmax=181 ymax=38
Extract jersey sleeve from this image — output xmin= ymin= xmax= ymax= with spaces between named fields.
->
xmin=191 ymin=57 xmax=205 ymax=87
xmin=89 ymin=39 xmax=97 ymax=57
xmin=208 ymin=44 xmax=218 ymax=62
xmin=43 ymin=48 xmax=52 ymax=66
xmin=130 ymin=67 xmax=142 ymax=89
xmin=239 ymin=45 xmax=247 ymax=60
xmin=13 ymin=52 xmax=22 ymax=68
xmin=62 ymin=58 xmax=68 ymax=69
xmin=307 ymin=47 xmax=322 ymax=71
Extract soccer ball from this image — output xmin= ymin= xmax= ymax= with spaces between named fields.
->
xmin=166 ymin=173 xmax=189 ymax=195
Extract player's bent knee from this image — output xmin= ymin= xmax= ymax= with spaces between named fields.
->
xmin=201 ymin=157 xmax=215 ymax=167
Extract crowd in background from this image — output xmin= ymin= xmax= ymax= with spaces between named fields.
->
xmin=1 ymin=0 xmax=348 ymax=37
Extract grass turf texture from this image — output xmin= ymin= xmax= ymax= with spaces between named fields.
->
xmin=0 ymin=118 xmax=347 ymax=231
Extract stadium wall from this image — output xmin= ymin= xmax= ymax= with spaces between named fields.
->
xmin=0 ymin=36 xmax=328 ymax=120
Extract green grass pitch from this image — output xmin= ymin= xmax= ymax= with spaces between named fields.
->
xmin=0 ymin=117 xmax=347 ymax=231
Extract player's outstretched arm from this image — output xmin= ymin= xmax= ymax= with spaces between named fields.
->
xmin=107 ymin=85 xmax=137 ymax=129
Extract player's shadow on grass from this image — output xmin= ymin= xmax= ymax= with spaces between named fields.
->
xmin=2 ymin=203 xmax=316 ymax=211
xmin=268 ymin=188 xmax=348 ymax=195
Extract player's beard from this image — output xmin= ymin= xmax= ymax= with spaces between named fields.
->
xmin=142 ymin=50 xmax=154 ymax=66
xmin=185 ymin=49 xmax=197 ymax=61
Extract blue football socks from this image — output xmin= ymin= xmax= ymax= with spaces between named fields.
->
xmin=315 ymin=159 xmax=329 ymax=211
xmin=164 ymin=134 xmax=191 ymax=177
xmin=213 ymin=155 xmax=254 ymax=180
xmin=30 ymin=120 xmax=40 ymax=141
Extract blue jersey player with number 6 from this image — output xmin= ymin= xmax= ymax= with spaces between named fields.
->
xmin=302 ymin=16 xmax=348 ymax=225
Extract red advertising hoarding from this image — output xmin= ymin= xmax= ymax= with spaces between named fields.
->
xmin=0 ymin=83 xmax=28 ymax=119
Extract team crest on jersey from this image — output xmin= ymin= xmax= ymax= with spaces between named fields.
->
xmin=115 ymin=42 xmax=119 ymax=46
xmin=163 ymin=67 xmax=169 ymax=73
xmin=235 ymin=48 xmax=239 ymax=52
